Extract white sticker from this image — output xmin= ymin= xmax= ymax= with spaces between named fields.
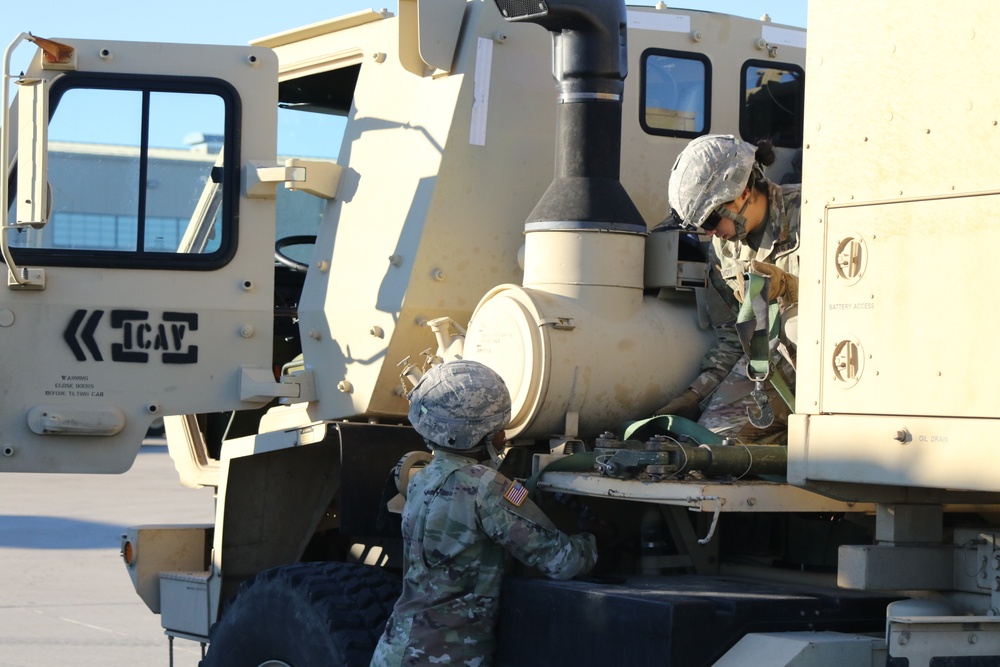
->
xmin=470 ymin=37 xmax=493 ymax=147
xmin=626 ymin=11 xmax=691 ymax=34
xmin=761 ymin=25 xmax=807 ymax=49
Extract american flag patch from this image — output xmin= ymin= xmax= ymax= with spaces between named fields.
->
xmin=504 ymin=481 xmax=528 ymax=507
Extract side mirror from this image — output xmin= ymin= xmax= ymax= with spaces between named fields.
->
xmin=15 ymin=76 xmax=48 ymax=228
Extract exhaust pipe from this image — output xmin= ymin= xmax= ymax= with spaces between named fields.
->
xmin=494 ymin=0 xmax=644 ymax=232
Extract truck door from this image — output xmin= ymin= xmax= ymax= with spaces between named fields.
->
xmin=1 ymin=35 xmax=280 ymax=473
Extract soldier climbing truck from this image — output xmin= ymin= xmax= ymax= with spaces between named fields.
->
xmin=1 ymin=0 xmax=997 ymax=665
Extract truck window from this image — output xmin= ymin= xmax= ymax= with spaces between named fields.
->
xmin=640 ymin=49 xmax=711 ymax=138
xmin=740 ymin=60 xmax=804 ymax=148
xmin=6 ymin=74 xmax=239 ymax=269
xmin=272 ymin=108 xmax=341 ymax=267
xmin=272 ymin=66 xmax=357 ymax=266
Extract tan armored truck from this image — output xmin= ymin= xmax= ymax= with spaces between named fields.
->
xmin=2 ymin=1 xmax=997 ymax=665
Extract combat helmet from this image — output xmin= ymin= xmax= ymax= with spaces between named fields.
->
xmin=408 ymin=360 xmax=511 ymax=451
xmin=667 ymin=134 xmax=761 ymax=239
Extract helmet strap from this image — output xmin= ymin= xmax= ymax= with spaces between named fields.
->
xmin=717 ymin=192 xmax=752 ymax=241
xmin=487 ymin=440 xmax=506 ymax=469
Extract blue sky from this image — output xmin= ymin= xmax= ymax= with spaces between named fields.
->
xmin=6 ymin=1 xmax=806 ymax=75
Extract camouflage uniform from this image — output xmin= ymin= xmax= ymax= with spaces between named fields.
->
xmin=694 ymin=181 xmax=801 ymax=442
xmin=370 ymin=450 xmax=597 ymax=667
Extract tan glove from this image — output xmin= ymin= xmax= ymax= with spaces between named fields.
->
xmin=654 ymin=389 xmax=703 ymax=420
xmin=750 ymin=260 xmax=798 ymax=304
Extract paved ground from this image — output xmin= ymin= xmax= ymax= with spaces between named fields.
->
xmin=0 ymin=441 xmax=216 ymax=667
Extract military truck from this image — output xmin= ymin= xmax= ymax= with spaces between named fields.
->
xmin=2 ymin=0 xmax=997 ymax=665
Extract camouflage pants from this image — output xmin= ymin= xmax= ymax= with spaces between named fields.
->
xmin=698 ymin=356 xmax=793 ymax=444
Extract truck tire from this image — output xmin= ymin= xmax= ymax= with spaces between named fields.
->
xmin=200 ymin=561 xmax=401 ymax=667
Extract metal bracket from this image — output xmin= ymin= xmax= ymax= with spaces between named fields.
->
xmin=244 ymin=159 xmax=343 ymax=200
xmin=539 ymin=316 xmax=575 ymax=330
xmin=7 ymin=266 xmax=45 ymax=290
xmin=747 ymin=380 xmax=774 ymax=428
xmin=239 ymin=367 xmax=316 ymax=404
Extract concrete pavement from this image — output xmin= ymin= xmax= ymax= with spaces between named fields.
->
xmin=0 ymin=442 xmax=215 ymax=666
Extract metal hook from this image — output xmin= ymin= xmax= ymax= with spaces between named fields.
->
xmin=746 ymin=381 xmax=774 ymax=428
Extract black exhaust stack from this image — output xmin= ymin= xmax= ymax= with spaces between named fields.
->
xmin=493 ymin=0 xmax=644 ymax=233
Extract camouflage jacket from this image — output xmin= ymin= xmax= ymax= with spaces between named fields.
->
xmin=692 ymin=181 xmax=801 ymax=397
xmin=370 ymin=450 xmax=597 ymax=667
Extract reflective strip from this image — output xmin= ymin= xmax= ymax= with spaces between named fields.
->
xmin=558 ymin=92 xmax=621 ymax=103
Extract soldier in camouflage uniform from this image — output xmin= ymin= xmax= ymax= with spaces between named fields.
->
xmin=371 ymin=360 xmax=597 ymax=667
xmin=657 ymin=134 xmax=801 ymax=443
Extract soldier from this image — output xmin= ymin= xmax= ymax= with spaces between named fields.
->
xmin=657 ymin=134 xmax=801 ymax=443
xmin=371 ymin=360 xmax=597 ymax=667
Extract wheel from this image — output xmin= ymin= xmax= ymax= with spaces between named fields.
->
xmin=200 ymin=562 xmax=401 ymax=667
xmin=274 ymin=235 xmax=317 ymax=272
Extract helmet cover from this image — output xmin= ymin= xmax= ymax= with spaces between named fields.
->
xmin=667 ymin=134 xmax=757 ymax=231
xmin=408 ymin=360 xmax=511 ymax=450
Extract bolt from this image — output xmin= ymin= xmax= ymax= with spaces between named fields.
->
xmin=969 ymin=634 xmax=979 ymax=645
xmin=894 ymin=430 xmax=908 ymax=443
xmin=746 ymin=498 xmax=756 ymax=507
xmin=337 ymin=380 xmax=354 ymax=394
xmin=370 ymin=326 xmax=384 ymax=339
xmin=898 ymin=631 xmax=910 ymax=645
xmin=240 ymin=325 xmax=254 ymax=338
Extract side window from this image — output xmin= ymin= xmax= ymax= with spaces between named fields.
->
xmin=8 ymin=74 xmax=239 ymax=269
xmin=640 ymin=49 xmax=712 ymax=138
xmin=740 ymin=60 xmax=804 ymax=148
xmin=273 ymin=66 xmax=357 ymax=266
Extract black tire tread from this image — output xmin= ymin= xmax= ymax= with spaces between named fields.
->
xmin=200 ymin=561 xmax=401 ymax=667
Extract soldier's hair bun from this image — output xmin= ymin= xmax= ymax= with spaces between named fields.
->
xmin=755 ymin=139 xmax=776 ymax=167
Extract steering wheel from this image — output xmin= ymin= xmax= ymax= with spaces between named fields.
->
xmin=274 ymin=235 xmax=317 ymax=273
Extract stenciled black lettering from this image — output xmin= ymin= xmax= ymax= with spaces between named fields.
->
xmin=111 ymin=310 xmax=150 ymax=363
xmin=137 ymin=322 xmax=153 ymax=350
xmin=153 ymin=324 xmax=169 ymax=351
xmin=170 ymin=323 xmax=185 ymax=350
xmin=162 ymin=312 xmax=199 ymax=364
